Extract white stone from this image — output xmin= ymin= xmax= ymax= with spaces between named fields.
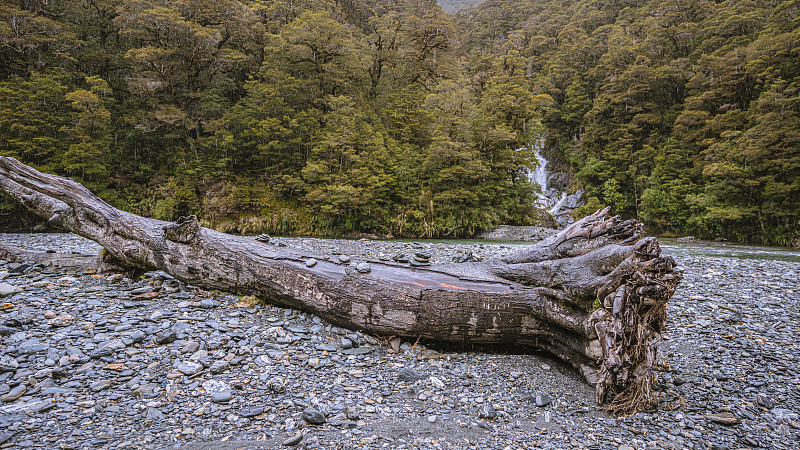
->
xmin=202 ymin=379 xmax=230 ymax=393
xmin=0 ymin=282 xmax=22 ymax=297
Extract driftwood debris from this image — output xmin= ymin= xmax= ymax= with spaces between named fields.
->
xmin=0 ymin=156 xmax=681 ymax=413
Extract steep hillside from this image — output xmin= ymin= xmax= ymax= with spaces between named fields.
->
xmin=456 ymin=0 xmax=800 ymax=245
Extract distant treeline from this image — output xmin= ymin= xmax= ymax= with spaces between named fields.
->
xmin=0 ymin=0 xmax=798 ymax=245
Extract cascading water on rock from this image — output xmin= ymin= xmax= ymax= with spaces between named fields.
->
xmin=522 ymin=147 xmax=585 ymax=227
xmin=528 ymin=149 xmax=569 ymax=214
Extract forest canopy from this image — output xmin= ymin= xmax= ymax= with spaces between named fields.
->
xmin=0 ymin=0 xmax=798 ymax=246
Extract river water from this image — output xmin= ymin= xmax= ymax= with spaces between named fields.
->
xmin=396 ymin=236 xmax=800 ymax=263
xmin=657 ymin=238 xmax=800 ymax=263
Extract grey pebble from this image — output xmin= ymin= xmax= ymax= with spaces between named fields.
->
xmin=341 ymin=347 xmax=371 ymax=355
xmin=1 ymin=385 xmax=26 ymax=402
xmin=211 ymin=391 xmax=232 ymax=403
xmin=90 ymin=346 xmax=114 ymax=359
xmin=89 ymin=379 xmax=111 ymax=392
xmin=177 ymin=361 xmax=204 ymax=376
xmin=145 ymin=407 xmax=165 ymax=421
xmin=209 ymin=360 xmax=229 ymax=374
xmin=239 ymin=406 xmax=264 ymax=417
xmin=282 ymin=433 xmax=303 ymax=446
xmin=130 ymin=329 xmax=146 ymax=343
xmin=478 ymin=403 xmax=497 ymax=420
xmin=155 ymin=329 xmax=177 ymax=344
xmin=0 ymin=355 xmax=19 ymax=372
xmin=0 ymin=431 xmax=14 ymax=445
xmin=302 ymin=408 xmax=326 ymax=425
xmin=535 ymin=393 xmax=551 ymax=407
xmin=397 ymin=368 xmax=425 ymax=382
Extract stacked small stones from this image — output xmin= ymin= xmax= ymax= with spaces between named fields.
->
xmin=410 ymin=252 xmax=431 ymax=267
xmin=392 ymin=248 xmax=432 ymax=267
xmin=0 ymin=233 xmax=798 ymax=450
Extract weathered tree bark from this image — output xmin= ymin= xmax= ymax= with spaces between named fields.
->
xmin=0 ymin=156 xmax=681 ymax=413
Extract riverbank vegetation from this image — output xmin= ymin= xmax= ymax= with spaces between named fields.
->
xmin=0 ymin=0 xmax=797 ymax=245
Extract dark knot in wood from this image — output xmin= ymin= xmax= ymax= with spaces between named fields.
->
xmin=163 ymin=215 xmax=200 ymax=244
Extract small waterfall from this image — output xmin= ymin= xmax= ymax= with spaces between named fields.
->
xmin=529 ymin=150 xmax=548 ymax=193
xmin=523 ymin=147 xmax=584 ymax=225
xmin=527 ymin=149 xmax=561 ymax=214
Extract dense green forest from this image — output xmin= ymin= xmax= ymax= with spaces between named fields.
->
xmin=0 ymin=0 xmax=798 ymax=245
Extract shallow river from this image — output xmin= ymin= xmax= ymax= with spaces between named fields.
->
xmin=657 ymin=238 xmax=800 ymax=263
xmin=398 ymin=236 xmax=800 ymax=263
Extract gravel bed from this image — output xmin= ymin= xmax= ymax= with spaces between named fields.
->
xmin=0 ymin=233 xmax=798 ymax=449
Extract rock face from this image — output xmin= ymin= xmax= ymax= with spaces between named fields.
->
xmin=549 ymin=190 xmax=585 ymax=228
xmin=478 ymin=177 xmax=583 ymax=239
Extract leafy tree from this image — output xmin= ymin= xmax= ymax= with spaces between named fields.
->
xmin=0 ymin=71 xmax=72 ymax=171
xmin=0 ymin=1 xmax=78 ymax=79
xmin=602 ymin=178 xmax=624 ymax=214
xmin=270 ymin=9 xmax=365 ymax=99
xmin=62 ymin=76 xmax=115 ymax=189
xmin=301 ymin=95 xmax=395 ymax=232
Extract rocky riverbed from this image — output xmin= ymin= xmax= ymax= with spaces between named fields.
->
xmin=0 ymin=233 xmax=798 ymax=449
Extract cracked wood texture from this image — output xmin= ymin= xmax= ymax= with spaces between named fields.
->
xmin=0 ymin=156 xmax=681 ymax=413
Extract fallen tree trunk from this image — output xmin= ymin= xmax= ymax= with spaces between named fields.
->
xmin=0 ymin=156 xmax=681 ymax=413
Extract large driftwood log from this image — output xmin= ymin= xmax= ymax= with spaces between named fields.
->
xmin=0 ymin=156 xmax=681 ymax=413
